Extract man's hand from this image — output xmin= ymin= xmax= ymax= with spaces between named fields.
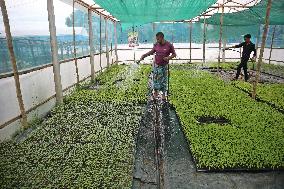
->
xmin=140 ymin=54 xmax=145 ymax=61
xmin=163 ymin=56 xmax=170 ymax=61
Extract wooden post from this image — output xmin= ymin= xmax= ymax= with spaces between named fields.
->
xmin=189 ymin=21 xmax=192 ymax=63
xmin=99 ymin=14 xmax=102 ymax=72
xmin=0 ymin=0 xmax=28 ymax=128
xmin=203 ymin=16 xmax=206 ymax=66
xmin=254 ymin=24 xmax=261 ymax=70
xmin=88 ymin=8 xmax=95 ymax=82
xmin=222 ymin=38 xmax=226 ymax=63
xmin=114 ymin=21 xmax=118 ymax=63
xmin=72 ymin=0 xmax=79 ymax=84
xmin=268 ymin=25 xmax=276 ymax=64
xmin=105 ymin=17 xmax=110 ymax=67
xmin=218 ymin=3 xmax=224 ymax=73
xmin=252 ymin=0 xmax=272 ymax=99
xmin=47 ymin=0 xmax=63 ymax=105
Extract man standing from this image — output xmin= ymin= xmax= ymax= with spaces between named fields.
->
xmin=139 ymin=32 xmax=176 ymax=100
xmin=224 ymin=34 xmax=256 ymax=81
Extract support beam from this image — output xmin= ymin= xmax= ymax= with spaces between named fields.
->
xmin=72 ymin=0 xmax=79 ymax=84
xmin=203 ymin=16 xmax=206 ymax=66
xmin=189 ymin=21 xmax=192 ymax=63
xmin=254 ymin=23 xmax=261 ymax=70
xmin=268 ymin=25 xmax=276 ymax=64
xmin=0 ymin=0 xmax=28 ymax=128
xmin=99 ymin=14 xmax=102 ymax=72
xmin=47 ymin=0 xmax=63 ymax=105
xmin=222 ymin=38 xmax=226 ymax=63
xmin=105 ymin=17 xmax=110 ymax=67
xmin=88 ymin=8 xmax=95 ymax=82
xmin=252 ymin=0 xmax=272 ymax=99
xmin=218 ymin=3 xmax=224 ymax=73
xmin=114 ymin=21 xmax=118 ymax=63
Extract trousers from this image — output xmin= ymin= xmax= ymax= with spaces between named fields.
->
xmin=236 ymin=57 xmax=249 ymax=81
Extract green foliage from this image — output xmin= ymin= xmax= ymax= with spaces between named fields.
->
xmin=233 ymin=81 xmax=284 ymax=110
xmin=170 ymin=67 xmax=284 ymax=169
xmin=0 ymin=64 xmax=151 ymax=188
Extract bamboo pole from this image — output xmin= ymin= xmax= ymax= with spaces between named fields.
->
xmin=0 ymin=0 xmax=28 ymax=128
xmin=105 ymin=17 xmax=110 ymax=67
xmin=203 ymin=16 xmax=206 ymax=66
xmin=88 ymin=8 xmax=95 ymax=82
xmin=218 ymin=3 xmax=224 ymax=74
xmin=254 ymin=23 xmax=261 ymax=70
xmin=189 ymin=21 xmax=192 ymax=63
xmin=99 ymin=14 xmax=102 ymax=72
xmin=47 ymin=0 xmax=63 ymax=105
xmin=72 ymin=0 xmax=79 ymax=84
xmin=252 ymin=0 xmax=272 ymax=99
xmin=268 ymin=25 xmax=276 ymax=64
xmin=222 ymin=38 xmax=226 ymax=63
xmin=114 ymin=21 xmax=118 ymax=63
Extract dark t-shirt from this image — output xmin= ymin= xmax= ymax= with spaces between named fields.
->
xmin=235 ymin=42 xmax=256 ymax=59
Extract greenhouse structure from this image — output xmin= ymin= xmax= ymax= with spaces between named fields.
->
xmin=0 ymin=0 xmax=284 ymax=188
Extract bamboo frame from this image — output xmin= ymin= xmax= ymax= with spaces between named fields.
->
xmin=88 ymin=8 xmax=95 ymax=82
xmin=114 ymin=21 xmax=118 ymax=63
xmin=0 ymin=0 xmax=28 ymax=128
xmin=105 ymin=17 xmax=110 ymax=67
xmin=47 ymin=0 xmax=63 ymax=105
xmin=252 ymin=0 xmax=272 ymax=99
xmin=268 ymin=25 xmax=276 ymax=64
xmin=217 ymin=3 xmax=224 ymax=74
xmin=99 ymin=14 xmax=102 ymax=72
xmin=254 ymin=23 xmax=261 ymax=70
xmin=72 ymin=0 xmax=80 ymax=84
xmin=189 ymin=21 xmax=192 ymax=63
xmin=202 ymin=16 xmax=206 ymax=66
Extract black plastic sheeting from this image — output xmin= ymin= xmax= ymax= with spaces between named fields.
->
xmin=132 ymin=100 xmax=284 ymax=189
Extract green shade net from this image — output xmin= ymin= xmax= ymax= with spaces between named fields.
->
xmin=93 ymin=0 xmax=217 ymax=25
xmin=201 ymin=0 xmax=284 ymax=26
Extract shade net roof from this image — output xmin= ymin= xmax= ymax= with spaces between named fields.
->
xmin=201 ymin=0 xmax=284 ymax=26
xmin=93 ymin=0 xmax=217 ymax=24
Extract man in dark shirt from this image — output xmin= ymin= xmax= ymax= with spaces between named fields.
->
xmin=224 ymin=34 xmax=256 ymax=81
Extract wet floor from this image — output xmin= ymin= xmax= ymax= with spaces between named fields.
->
xmin=132 ymin=100 xmax=284 ymax=189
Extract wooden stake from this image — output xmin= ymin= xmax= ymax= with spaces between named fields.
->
xmin=253 ymin=24 xmax=261 ymax=70
xmin=268 ymin=25 xmax=276 ymax=64
xmin=114 ymin=21 xmax=118 ymax=63
xmin=72 ymin=0 xmax=79 ymax=84
xmin=222 ymin=38 xmax=226 ymax=63
xmin=189 ymin=21 xmax=192 ymax=63
xmin=99 ymin=14 xmax=102 ymax=72
xmin=88 ymin=8 xmax=95 ymax=82
xmin=47 ymin=0 xmax=63 ymax=105
xmin=105 ymin=18 xmax=110 ymax=67
xmin=203 ymin=16 xmax=206 ymax=66
xmin=252 ymin=0 xmax=272 ymax=99
xmin=218 ymin=3 xmax=224 ymax=73
xmin=0 ymin=0 xmax=28 ymax=128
